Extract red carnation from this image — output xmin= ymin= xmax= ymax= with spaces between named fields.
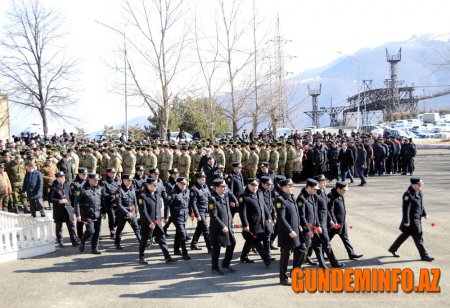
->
xmin=155 ymin=219 xmax=158 ymax=225
xmin=335 ymin=223 xmax=341 ymax=229
xmin=308 ymin=223 xmax=312 ymax=228
xmin=313 ymin=226 xmax=318 ymax=234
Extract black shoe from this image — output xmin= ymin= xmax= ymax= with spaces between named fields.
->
xmin=207 ymin=248 xmax=212 ymax=254
xmin=58 ymin=243 xmax=64 ymax=248
xmin=115 ymin=244 xmax=124 ymax=250
xmin=421 ymin=256 xmax=435 ymax=262
xmin=270 ymin=257 xmax=276 ymax=261
xmin=357 ymin=183 xmax=367 ymax=186
xmin=139 ymin=256 xmax=148 ymax=264
xmin=306 ymin=258 xmax=317 ymax=265
xmin=240 ymin=257 xmax=255 ymax=264
xmin=79 ymin=242 xmax=85 ymax=253
xmin=349 ymin=254 xmax=363 ymax=260
xmin=388 ymin=249 xmax=400 ymax=258
xmin=186 ymin=235 xmax=192 ymax=241
xmin=72 ymin=241 xmax=79 ymax=247
xmin=223 ymin=265 xmax=236 ymax=273
xmin=92 ymin=250 xmax=102 ymax=255
xmin=182 ymin=254 xmax=191 ymax=260
xmin=165 ymin=233 xmax=170 ymax=238
xmin=333 ymin=263 xmax=345 ymax=268
xmin=212 ymin=268 xmax=225 ymax=275
xmin=165 ymin=258 xmax=177 ymax=263
xmin=264 ymin=259 xmax=272 ymax=267
xmin=280 ymin=280 xmax=290 ymax=286
xmin=270 ymin=244 xmax=277 ymax=250
xmin=191 ymin=244 xmax=202 ymax=250
xmin=174 ymin=250 xmax=182 ymax=255
xmin=109 ymin=234 xmax=115 ymax=239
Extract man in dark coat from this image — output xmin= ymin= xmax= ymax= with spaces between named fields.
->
xmin=238 ymin=178 xmax=272 ymax=266
xmin=312 ymin=139 xmax=327 ymax=176
xmin=22 ymin=160 xmax=46 ymax=217
xmin=49 ymin=171 xmax=78 ymax=247
xmin=137 ymin=178 xmax=176 ymax=264
xmin=388 ymin=177 xmax=434 ymax=261
xmin=209 ymin=179 xmax=236 ymax=275
xmin=114 ymin=174 xmax=141 ymax=249
xmin=338 ymin=143 xmax=354 ymax=183
xmin=189 ymin=172 xmax=212 ymax=252
xmin=259 ymin=176 xmax=276 ymax=259
xmin=57 ymin=153 xmax=74 ymax=182
xmin=276 ymin=178 xmax=308 ymax=286
xmin=354 ymin=142 xmax=367 ymax=186
xmin=327 ymin=181 xmax=363 ymax=260
xmin=226 ymin=162 xmax=245 ymax=218
xmin=70 ymin=167 xmax=88 ymax=239
xmin=101 ymin=168 xmax=121 ymax=239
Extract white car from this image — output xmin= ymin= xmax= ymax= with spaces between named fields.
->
xmin=169 ymin=132 xmax=192 ymax=142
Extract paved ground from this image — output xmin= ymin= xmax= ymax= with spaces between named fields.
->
xmin=1 ymin=148 xmax=450 ymax=307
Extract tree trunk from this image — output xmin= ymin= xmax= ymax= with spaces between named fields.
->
xmin=40 ymin=108 xmax=48 ymax=136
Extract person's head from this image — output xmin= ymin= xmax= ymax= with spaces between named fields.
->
xmin=259 ymin=176 xmax=272 ymax=191
xmin=314 ymin=174 xmax=327 ymax=189
xmin=146 ymin=178 xmax=157 ymax=192
xmin=176 ymin=177 xmax=188 ymax=191
xmin=305 ymin=178 xmax=319 ymax=195
xmin=136 ymin=165 xmax=144 ymax=176
xmin=247 ymin=178 xmax=259 ymax=193
xmin=78 ymin=167 xmax=88 ymax=179
xmin=106 ymin=168 xmax=116 ymax=178
xmin=410 ymin=176 xmax=423 ymax=192
xmin=169 ymin=168 xmax=179 ymax=180
xmin=122 ymin=174 xmax=132 ymax=187
xmin=279 ymin=178 xmax=294 ymax=194
xmin=213 ymin=179 xmax=227 ymax=195
xmin=232 ymin=161 xmax=243 ymax=173
xmin=341 ymin=142 xmax=347 ymax=150
xmin=149 ymin=168 xmax=160 ymax=179
xmin=88 ymin=173 xmax=100 ymax=186
xmin=259 ymin=162 xmax=269 ymax=172
xmin=26 ymin=160 xmax=36 ymax=172
xmin=335 ymin=181 xmax=348 ymax=196
xmin=55 ymin=171 xmax=65 ymax=184
xmin=207 ymin=156 xmax=215 ymax=166
xmin=195 ymin=172 xmax=206 ymax=186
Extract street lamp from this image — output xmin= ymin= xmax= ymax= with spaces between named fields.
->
xmin=338 ymin=51 xmax=361 ymax=130
xmin=96 ymin=21 xmax=128 ymax=142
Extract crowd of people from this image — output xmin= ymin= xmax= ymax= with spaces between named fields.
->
xmin=0 ymin=127 xmax=428 ymax=285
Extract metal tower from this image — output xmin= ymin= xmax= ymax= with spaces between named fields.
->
xmin=385 ymin=48 xmax=402 ymax=115
xmin=304 ymin=84 xmax=325 ymax=128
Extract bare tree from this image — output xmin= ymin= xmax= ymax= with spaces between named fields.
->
xmin=121 ymin=0 xmax=190 ymax=138
xmin=217 ymin=0 xmax=254 ymax=135
xmin=0 ymin=0 xmax=78 ymax=135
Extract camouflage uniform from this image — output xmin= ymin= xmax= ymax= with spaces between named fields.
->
xmin=285 ymin=143 xmax=296 ymax=179
xmin=278 ymin=144 xmax=287 ymax=176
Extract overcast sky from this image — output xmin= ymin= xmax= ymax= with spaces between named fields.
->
xmin=0 ymin=0 xmax=449 ymax=135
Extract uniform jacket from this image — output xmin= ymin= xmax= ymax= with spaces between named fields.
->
xmin=238 ymin=188 xmax=270 ymax=237
xmin=208 ymin=191 xmax=235 ymax=247
xmin=399 ymin=186 xmax=426 ymax=235
xmin=22 ymin=170 xmax=43 ymax=200
xmin=137 ymin=187 xmax=164 ymax=233
xmin=49 ymin=180 xmax=74 ymax=222
xmin=275 ymin=190 xmax=304 ymax=248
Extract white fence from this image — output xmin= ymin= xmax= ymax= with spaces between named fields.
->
xmin=0 ymin=212 xmax=55 ymax=263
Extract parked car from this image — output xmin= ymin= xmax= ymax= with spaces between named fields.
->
xmin=169 ymin=131 xmax=193 ymax=142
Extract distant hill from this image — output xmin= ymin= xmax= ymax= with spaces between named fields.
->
xmin=285 ymin=33 xmax=450 ymax=128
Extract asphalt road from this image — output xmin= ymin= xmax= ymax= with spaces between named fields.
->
xmin=1 ymin=148 xmax=449 ymax=307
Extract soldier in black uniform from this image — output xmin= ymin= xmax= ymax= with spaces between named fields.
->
xmin=115 ymin=174 xmax=141 ymax=249
xmin=189 ymin=172 xmax=212 ymax=252
xmin=259 ymin=176 xmax=276 ymax=260
xmin=328 ymin=181 xmax=363 ymax=260
xmin=297 ymin=179 xmax=323 ymax=267
xmin=209 ymin=179 xmax=236 ymax=275
xmin=101 ymin=167 xmax=121 ymax=238
xmin=70 ymin=167 xmax=88 ymax=239
xmin=75 ymin=173 xmax=106 ymax=254
xmin=165 ymin=177 xmax=191 ymax=260
xmin=226 ymin=162 xmax=245 ymax=219
xmin=388 ymin=176 xmax=434 ymax=261
xmin=133 ymin=165 xmax=147 ymax=195
xmin=256 ymin=162 xmax=276 ymax=183
xmin=238 ymin=178 xmax=272 ymax=266
xmin=162 ymin=168 xmax=178 ymax=236
xmin=270 ymin=175 xmax=286 ymax=249
xmin=137 ymin=178 xmax=177 ymax=264
xmin=276 ymin=178 xmax=307 ymax=286
xmin=314 ymin=174 xmax=343 ymax=268
xmin=49 ymin=171 xmax=79 ymax=248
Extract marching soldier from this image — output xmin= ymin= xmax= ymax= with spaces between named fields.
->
xmin=258 ymin=143 xmax=270 ymax=163
xmin=165 ymin=177 xmax=191 ymax=260
xmin=256 ymin=161 xmax=276 ymax=183
xmin=70 ymin=167 xmax=88 ymax=239
xmin=160 ymin=145 xmax=173 ymax=183
xmin=226 ymin=162 xmax=245 ymax=219
xmin=277 ymin=143 xmax=287 ymax=176
xmin=212 ymin=144 xmax=225 ymax=173
xmin=259 ymin=176 xmax=276 ymax=260
xmin=240 ymin=143 xmax=250 ymax=180
xmin=314 ymin=174 xmax=343 ymax=268
xmin=327 ymin=181 xmax=363 ymax=260
xmin=189 ymin=172 xmax=212 ymax=252
xmin=144 ymin=146 xmax=158 ymax=171
xmin=108 ymin=148 xmax=123 ymax=177
xmin=49 ymin=171 xmax=79 ymax=248
xmin=84 ymin=148 xmax=98 ymax=174
xmin=238 ymin=178 xmax=272 ymax=266
xmin=6 ymin=155 xmax=29 ymax=213
xmin=209 ymin=179 xmax=236 ymax=275
xmin=190 ymin=145 xmax=203 ymax=182
xmin=297 ymin=179 xmax=326 ymax=268
xmin=75 ymin=173 xmax=106 ymax=255
xmin=162 ymin=168 xmax=179 ymax=236
xmin=269 ymin=143 xmax=279 ymax=175
xmin=137 ymin=178 xmax=177 ymax=264
xmin=114 ymin=174 xmax=141 ymax=249
xmin=101 ymin=168 xmax=121 ymax=238
xmin=133 ymin=165 xmax=147 ymax=195
xmin=388 ymin=176 xmax=434 ymax=261
xmin=275 ymin=178 xmax=307 ymax=286
xmin=98 ymin=149 xmax=110 ymax=179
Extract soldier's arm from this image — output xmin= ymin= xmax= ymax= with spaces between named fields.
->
xmin=238 ymin=195 xmax=248 ymax=227
xmin=73 ymin=189 xmax=82 ymax=217
xmin=116 ymin=191 xmax=129 ymax=217
xmin=189 ymin=190 xmax=200 ymax=218
xmin=208 ymin=198 xmax=226 ymax=230
xmin=276 ymin=200 xmax=292 ymax=233
xmin=402 ymin=193 xmax=412 ymax=225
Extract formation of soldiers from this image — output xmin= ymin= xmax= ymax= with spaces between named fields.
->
xmin=0 ymin=129 xmax=431 ymax=284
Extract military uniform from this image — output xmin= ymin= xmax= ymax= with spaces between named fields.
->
xmin=101 ymin=173 xmax=122 ymax=238
xmin=189 ymin=173 xmax=212 ymax=251
xmin=285 ymin=144 xmax=296 ymax=179
xmin=160 ymin=149 xmax=173 ymax=183
xmin=6 ymin=157 xmax=28 ymax=212
xmin=144 ymin=151 xmax=158 ymax=171
xmin=178 ymin=150 xmax=191 ymax=180
xmin=122 ymin=152 xmax=137 ymax=177
xmin=269 ymin=147 xmax=280 ymax=174
xmin=70 ymin=172 xmax=87 ymax=239
xmin=114 ymin=180 xmax=141 ymax=248
xmin=247 ymin=149 xmax=259 ymax=179
xmin=278 ymin=145 xmax=287 ymax=176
